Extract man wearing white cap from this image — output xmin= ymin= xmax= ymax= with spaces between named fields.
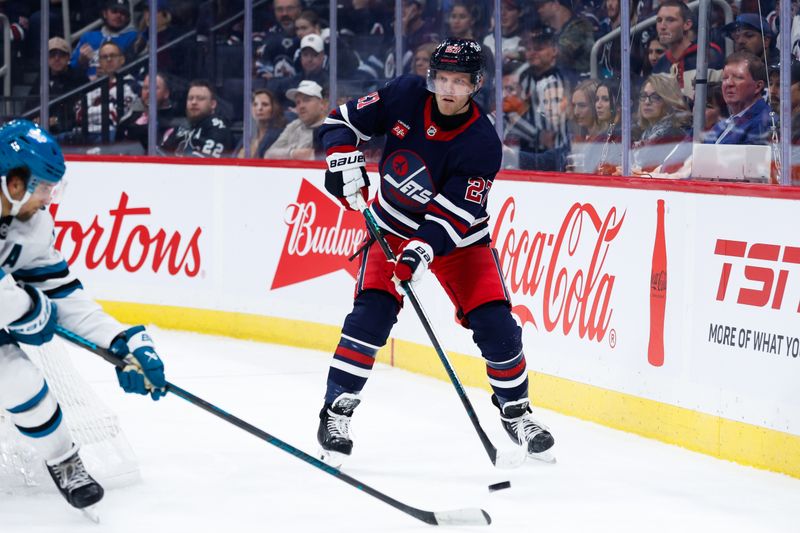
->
xmin=269 ymin=33 xmax=329 ymax=108
xmin=264 ymin=80 xmax=327 ymax=160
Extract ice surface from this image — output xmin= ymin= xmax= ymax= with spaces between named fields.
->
xmin=2 ymin=328 xmax=797 ymax=532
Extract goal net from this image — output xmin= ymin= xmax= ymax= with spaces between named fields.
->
xmin=0 ymin=337 xmax=140 ymax=494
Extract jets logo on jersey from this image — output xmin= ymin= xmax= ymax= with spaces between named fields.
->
xmin=391 ymin=120 xmax=410 ymax=139
xmin=382 ymin=150 xmax=434 ymax=211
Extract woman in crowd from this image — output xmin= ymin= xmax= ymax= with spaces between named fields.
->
xmin=592 ymin=79 xmax=622 ymax=174
xmin=632 ymin=73 xmax=692 ymax=174
xmin=412 ymin=42 xmax=438 ymax=77
xmin=295 ymin=10 xmax=323 ymax=40
xmin=565 ymin=79 xmax=600 ymax=172
xmin=642 ymin=34 xmax=666 ymax=78
xmin=235 ymin=89 xmax=287 ymax=159
xmin=447 ymin=1 xmax=478 ymax=40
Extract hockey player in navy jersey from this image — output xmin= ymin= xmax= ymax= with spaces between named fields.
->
xmin=316 ymin=38 xmax=555 ymax=466
xmin=0 ymin=120 xmax=167 ymax=511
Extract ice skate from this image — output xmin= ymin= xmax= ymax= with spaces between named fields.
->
xmin=317 ymin=393 xmax=361 ymax=468
xmin=46 ymin=444 xmax=104 ymax=510
xmin=496 ymin=396 xmax=556 ymax=463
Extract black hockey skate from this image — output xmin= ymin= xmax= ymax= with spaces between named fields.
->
xmin=46 ymin=445 xmax=104 ymax=510
xmin=495 ymin=396 xmax=556 ymax=463
xmin=317 ymin=393 xmax=361 ymax=468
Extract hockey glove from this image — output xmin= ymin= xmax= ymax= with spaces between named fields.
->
xmin=7 ymin=285 xmax=58 ymax=346
xmin=109 ymin=326 xmax=167 ymax=401
xmin=325 ymin=148 xmax=369 ymax=211
xmin=391 ymin=240 xmax=434 ymax=290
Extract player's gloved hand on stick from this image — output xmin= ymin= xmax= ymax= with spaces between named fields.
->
xmin=109 ymin=326 xmax=167 ymax=401
xmin=325 ymin=147 xmax=369 ymax=211
xmin=7 ymin=284 xmax=58 ymax=346
xmin=388 ymin=239 xmax=434 ymax=290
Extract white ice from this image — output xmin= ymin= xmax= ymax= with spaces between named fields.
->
xmin=2 ymin=328 xmax=798 ymax=532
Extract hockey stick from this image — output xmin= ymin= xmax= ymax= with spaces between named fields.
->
xmin=53 ymin=325 xmax=491 ymax=526
xmin=357 ymin=202 xmax=525 ymax=469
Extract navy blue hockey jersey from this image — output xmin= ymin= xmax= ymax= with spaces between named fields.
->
xmin=320 ymin=75 xmax=502 ymax=258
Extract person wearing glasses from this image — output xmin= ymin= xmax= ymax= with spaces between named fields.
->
xmin=631 ymin=73 xmax=691 ymax=175
xmin=72 ymin=41 xmax=138 ymax=145
xmin=70 ymin=0 xmax=137 ymax=79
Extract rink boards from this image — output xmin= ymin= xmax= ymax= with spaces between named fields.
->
xmin=56 ymin=156 xmax=800 ymax=478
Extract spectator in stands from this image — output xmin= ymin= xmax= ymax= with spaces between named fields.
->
xmin=160 ymin=79 xmax=233 ymax=157
xmin=499 ymin=61 xmax=536 ymax=159
xmin=235 ymin=89 xmax=288 ymax=158
xmin=704 ymin=52 xmax=771 ymax=145
xmin=483 ymin=0 xmax=525 ymax=64
xmin=652 ymin=0 xmax=723 ymax=101
xmin=593 ymin=79 xmax=622 ymax=174
xmin=704 ymin=81 xmax=728 ymax=131
xmin=269 ymin=33 xmax=329 ymax=108
xmin=412 ymin=42 xmax=438 ymax=77
xmin=265 ymin=80 xmax=327 ymax=160
xmin=294 ymin=9 xmax=322 ymax=40
xmin=71 ymin=0 xmax=137 ymax=79
xmin=518 ymin=27 xmax=571 ymax=156
xmin=40 ymin=37 xmax=88 ymax=135
xmin=0 ymin=2 xmax=31 ymax=51
xmin=447 ymin=0 xmax=481 ymax=40
xmin=74 ymin=41 xmax=137 ymax=144
xmin=722 ymin=14 xmax=778 ymax=68
xmin=133 ymin=0 xmax=183 ymax=77
xmin=632 ymin=73 xmax=692 ymax=173
xmin=541 ymin=80 xmax=570 ymax=151
xmin=118 ymin=72 xmax=178 ymax=151
xmin=292 ymin=11 xmax=363 ymax=81
xmin=256 ymin=0 xmax=302 ymax=80
xmin=565 ymin=79 xmax=599 ymax=172
xmin=533 ymin=0 xmax=594 ymax=75
xmin=642 ymin=34 xmax=666 ymax=77
xmin=402 ymin=0 xmax=439 ymax=55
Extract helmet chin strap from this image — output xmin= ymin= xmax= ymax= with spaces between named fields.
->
xmin=1 ymin=175 xmax=31 ymax=217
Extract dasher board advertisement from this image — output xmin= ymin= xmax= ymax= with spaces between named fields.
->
xmin=55 ymin=159 xmax=800 ymax=443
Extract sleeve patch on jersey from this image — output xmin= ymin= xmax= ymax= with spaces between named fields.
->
xmin=356 ymin=91 xmax=380 ymax=110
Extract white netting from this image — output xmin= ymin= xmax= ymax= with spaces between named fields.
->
xmin=0 ymin=337 xmax=140 ymax=494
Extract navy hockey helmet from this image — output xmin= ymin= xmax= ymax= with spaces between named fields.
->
xmin=426 ymin=38 xmax=484 ymax=96
xmin=0 ymin=119 xmax=66 ymax=216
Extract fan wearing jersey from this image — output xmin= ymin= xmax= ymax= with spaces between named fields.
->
xmin=0 ymin=120 xmax=167 ymax=512
xmin=316 ymin=38 xmax=555 ymax=467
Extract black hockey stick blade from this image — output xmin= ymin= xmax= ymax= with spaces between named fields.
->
xmin=54 ymin=326 xmax=491 ymax=526
xmin=357 ymin=202 xmax=525 ymax=470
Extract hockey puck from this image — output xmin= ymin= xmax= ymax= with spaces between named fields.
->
xmin=488 ymin=481 xmax=511 ymax=492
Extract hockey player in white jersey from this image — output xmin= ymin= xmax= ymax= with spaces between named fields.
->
xmin=0 ymin=120 xmax=167 ymax=511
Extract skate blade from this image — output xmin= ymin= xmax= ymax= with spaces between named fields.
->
xmin=80 ymin=505 xmax=101 ymax=524
xmin=318 ymin=448 xmax=348 ymax=469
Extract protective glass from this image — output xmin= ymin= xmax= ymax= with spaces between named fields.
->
xmin=426 ymin=69 xmax=478 ymax=96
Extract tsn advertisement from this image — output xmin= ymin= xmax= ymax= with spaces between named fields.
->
xmin=56 ymin=159 xmax=800 ymax=441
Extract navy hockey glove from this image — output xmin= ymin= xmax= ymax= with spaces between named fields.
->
xmin=109 ymin=326 xmax=167 ymax=401
xmin=392 ymin=240 xmax=434 ymax=289
xmin=7 ymin=285 xmax=58 ymax=346
xmin=325 ymin=147 xmax=369 ymax=211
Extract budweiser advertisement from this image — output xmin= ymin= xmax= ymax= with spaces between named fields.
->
xmin=59 ymin=161 xmax=799 ymax=438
